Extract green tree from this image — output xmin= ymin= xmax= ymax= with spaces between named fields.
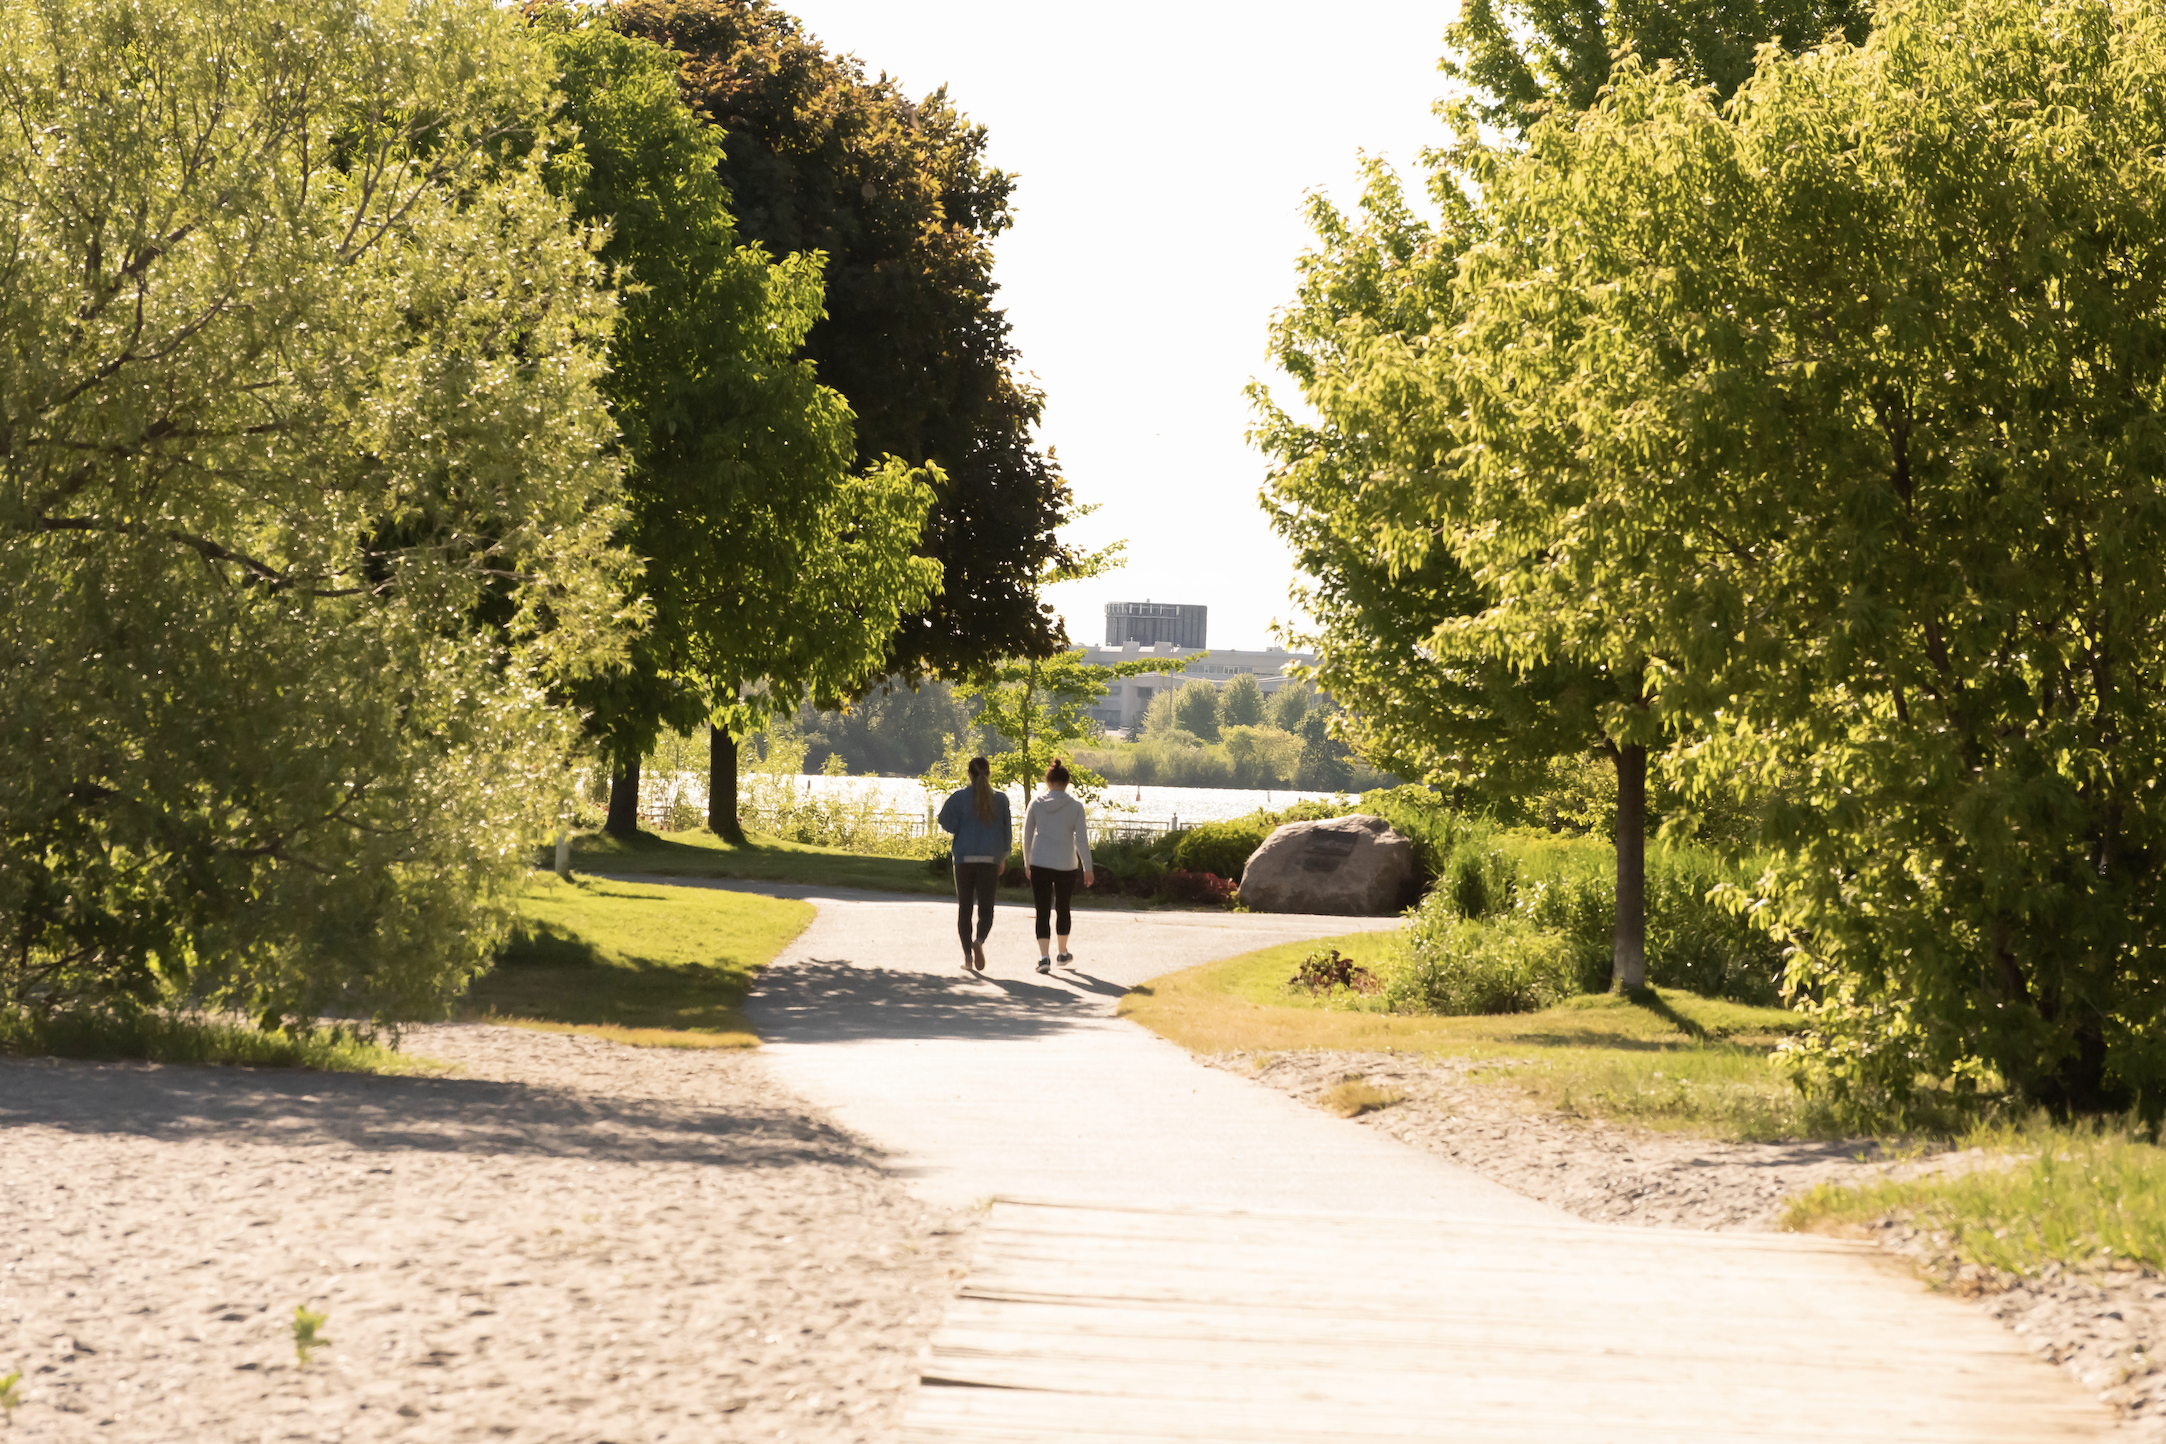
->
xmin=1434 ymin=0 xmax=2166 ymax=1113
xmin=1445 ymin=0 xmax=1872 ymax=135
xmin=1172 ymin=680 xmax=1223 ymax=742
xmin=796 ymin=677 xmax=975 ymax=776
xmin=1294 ymin=711 xmax=1356 ymax=793
xmin=1140 ymin=690 xmax=1180 ymax=738
xmin=608 ymin=0 xmax=1086 ymax=679
xmin=0 ymin=0 xmax=630 ymax=1022
xmin=1254 ymin=159 xmax=1656 ymax=986
xmin=959 ymin=652 xmax=1161 ymax=806
xmin=1222 ymin=726 xmax=1302 ymax=789
xmin=1251 ymin=0 xmax=1868 ymax=986
xmin=1220 ymin=672 xmax=1266 ymax=728
xmin=1265 ymin=680 xmax=1313 ymax=733
xmin=533 ymin=13 xmax=941 ymax=842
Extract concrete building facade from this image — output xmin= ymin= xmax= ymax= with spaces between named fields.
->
xmin=1077 ymin=642 xmax=1318 ymax=732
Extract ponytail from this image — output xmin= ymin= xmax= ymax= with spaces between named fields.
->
xmin=968 ymin=756 xmax=996 ymax=824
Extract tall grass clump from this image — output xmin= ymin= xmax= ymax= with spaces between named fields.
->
xmin=1785 ymin=1119 xmax=2166 ymax=1275
xmin=0 ymin=1006 xmax=421 ymax=1072
xmin=1434 ymin=829 xmax=1784 ymax=1005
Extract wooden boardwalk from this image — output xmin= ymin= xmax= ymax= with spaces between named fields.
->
xmin=904 ymin=1200 xmax=2110 ymax=1443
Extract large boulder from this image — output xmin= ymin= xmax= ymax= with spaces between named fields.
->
xmin=1236 ymin=814 xmax=1415 ymax=916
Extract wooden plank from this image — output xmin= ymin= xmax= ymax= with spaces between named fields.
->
xmin=902 ymin=1200 xmax=2112 ymax=1443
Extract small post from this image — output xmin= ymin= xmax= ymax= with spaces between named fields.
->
xmin=554 ymin=824 xmax=572 ymax=880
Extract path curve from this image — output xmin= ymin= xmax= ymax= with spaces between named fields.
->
xmin=707 ymin=879 xmax=2112 ymax=1443
xmin=739 ymin=886 xmax=1554 ymax=1219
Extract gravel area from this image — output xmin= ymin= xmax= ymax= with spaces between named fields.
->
xmin=1222 ymin=1046 xmax=2166 ymax=1437
xmin=0 ymin=1025 xmax=970 ymax=1443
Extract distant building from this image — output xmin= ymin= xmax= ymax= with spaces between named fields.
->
xmin=1104 ymin=600 xmax=1207 ymax=650
xmin=1077 ymin=641 xmax=1317 ymax=732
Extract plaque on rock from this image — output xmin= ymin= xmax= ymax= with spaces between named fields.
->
xmin=1301 ymin=830 xmax=1360 ymax=874
xmin=1236 ymin=814 xmax=1417 ymax=916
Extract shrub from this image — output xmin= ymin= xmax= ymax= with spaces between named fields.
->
xmin=1385 ymin=908 xmax=1578 ymax=1015
xmin=1512 ymin=848 xmax=1786 ymax=1004
xmin=1170 ymin=819 xmax=1271 ymax=881
xmin=1288 ymin=947 xmax=1381 ymax=995
xmin=1163 ymin=869 xmax=1237 ymax=906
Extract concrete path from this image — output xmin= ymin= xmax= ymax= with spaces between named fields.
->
xmin=695 ymin=881 xmax=2111 ymax=1440
xmin=744 ymin=890 xmax=1548 ymax=1219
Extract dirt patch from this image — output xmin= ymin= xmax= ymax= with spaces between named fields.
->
xmin=1217 ymin=1047 xmax=2166 ymax=1437
xmin=0 ymin=1024 xmax=970 ymax=1442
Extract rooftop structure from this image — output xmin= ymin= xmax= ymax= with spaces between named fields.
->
xmin=1104 ymin=600 xmax=1207 ymax=650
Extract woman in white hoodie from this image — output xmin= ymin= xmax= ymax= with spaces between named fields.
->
xmin=1022 ymin=758 xmax=1094 ymax=974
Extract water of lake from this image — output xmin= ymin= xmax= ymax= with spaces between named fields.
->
xmin=654 ymin=771 xmax=1340 ymax=829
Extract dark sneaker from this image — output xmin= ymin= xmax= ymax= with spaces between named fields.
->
xmin=1057 ymin=952 xmax=1074 ymax=966
xmin=1035 ymin=957 xmax=1052 ymax=974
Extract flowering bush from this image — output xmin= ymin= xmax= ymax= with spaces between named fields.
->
xmin=1162 ymin=869 xmax=1237 ymax=906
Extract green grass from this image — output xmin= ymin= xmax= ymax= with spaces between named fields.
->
xmin=465 ymin=874 xmax=814 ymax=1047
xmin=0 ymin=1006 xmax=429 ymax=1073
xmin=1783 ymin=1119 xmax=2166 ymax=1276
xmin=1118 ymin=929 xmax=1821 ymax=1140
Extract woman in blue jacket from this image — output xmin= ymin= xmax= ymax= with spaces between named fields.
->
xmin=938 ymin=756 xmax=1012 ymax=973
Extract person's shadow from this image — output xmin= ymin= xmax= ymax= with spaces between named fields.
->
xmin=1053 ymin=969 xmax=1129 ymax=1000
xmin=750 ymin=958 xmax=1109 ymax=1044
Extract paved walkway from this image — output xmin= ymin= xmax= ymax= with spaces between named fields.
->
xmin=708 ymin=882 xmax=2111 ymax=1441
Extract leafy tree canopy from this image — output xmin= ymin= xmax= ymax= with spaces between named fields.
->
xmin=957 ymin=652 xmax=1163 ymax=806
xmin=1431 ymin=0 xmax=2166 ymax=1113
xmin=1444 ymin=0 xmax=1872 ymax=133
xmin=607 ymin=0 xmax=1087 ymax=680
xmin=1220 ymin=672 xmax=1266 ymax=728
xmin=0 ymin=0 xmax=630 ymax=1022
xmin=531 ymin=11 xmax=941 ymax=838
xmin=1255 ymin=0 xmax=1876 ymax=988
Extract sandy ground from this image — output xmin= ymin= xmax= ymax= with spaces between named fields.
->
xmin=0 ymin=1025 xmax=970 ymax=1443
xmin=1221 ymin=1046 xmax=2166 ymax=1438
xmin=6 ymin=1001 xmax=2157 ymax=1441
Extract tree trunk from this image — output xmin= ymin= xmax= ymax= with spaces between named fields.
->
xmin=1021 ymin=658 xmax=1038 ymax=809
xmin=605 ymin=754 xmax=641 ymax=839
xmin=1612 ymin=742 xmax=1648 ymax=992
xmin=709 ymin=724 xmax=745 ymax=844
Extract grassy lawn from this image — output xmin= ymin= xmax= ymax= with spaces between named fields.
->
xmin=1119 ymin=930 xmax=1818 ymax=1140
xmin=464 ymin=874 xmax=814 ymax=1048
xmin=569 ymin=827 xmax=953 ymax=895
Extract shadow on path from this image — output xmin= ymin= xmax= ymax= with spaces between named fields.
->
xmin=1055 ymin=970 xmax=1131 ymax=1000
xmin=752 ymin=958 xmax=1107 ymax=1045
xmin=0 ymin=1057 xmax=871 ymax=1171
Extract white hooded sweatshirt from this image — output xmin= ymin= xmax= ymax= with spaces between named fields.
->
xmin=1023 ymin=789 xmax=1094 ymax=872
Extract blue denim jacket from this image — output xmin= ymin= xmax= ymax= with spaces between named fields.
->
xmin=939 ymin=786 xmax=1012 ymax=862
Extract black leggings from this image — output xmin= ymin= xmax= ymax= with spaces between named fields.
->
xmin=954 ymin=861 xmax=999 ymax=949
xmin=1031 ymin=867 xmax=1079 ymax=940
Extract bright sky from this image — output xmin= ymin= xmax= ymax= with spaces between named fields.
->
xmin=779 ymin=0 xmax=1466 ymax=653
